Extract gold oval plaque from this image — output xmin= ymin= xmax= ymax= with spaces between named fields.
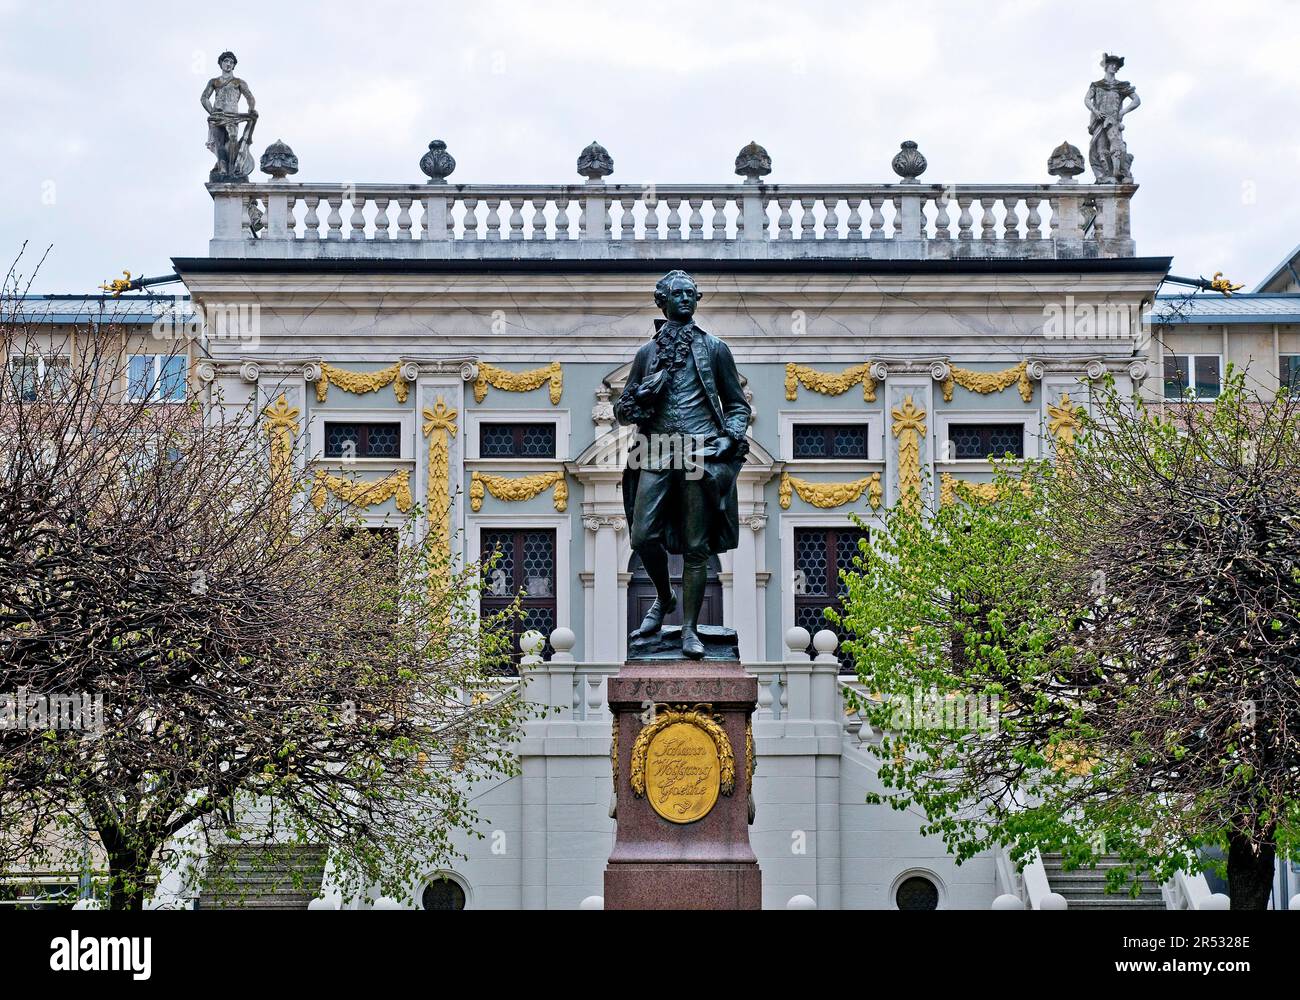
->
xmin=645 ymin=720 xmax=721 ymax=824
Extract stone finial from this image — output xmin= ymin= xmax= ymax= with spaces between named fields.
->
xmin=577 ymin=140 xmax=613 ymax=182
xmin=1047 ymin=140 xmax=1085 ymax=182
xmin=891 ymin=140 xmax=927 ymax=182
xmin=419 ymin=139 xmax=456 ymax=184
xmin=734 ymin=140 xmax=772 ymax=183
xmin=259 ymin=139 xmax=299 ymax=181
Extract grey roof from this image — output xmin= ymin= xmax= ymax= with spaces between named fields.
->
xmin=1153 ymin=293 xmax=1300 ymax=324
xmin=8 ymin=295 xmax=188 ymax=325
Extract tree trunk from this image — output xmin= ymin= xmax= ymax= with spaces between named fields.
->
xmin=1227 ymin=833 xmax=1275 ymax=911
xmin=107 ymin=847 xmax=152 ymax=911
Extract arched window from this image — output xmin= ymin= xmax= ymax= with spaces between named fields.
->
xmin=894 ymin=875 xmax=940 ymax=910
xmin=421 ymin=876 xmax=467 ymax=910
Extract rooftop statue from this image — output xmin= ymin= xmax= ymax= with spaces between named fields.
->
xmin=1085 ymin=53 xmax=1140 ymax=184
xmin=615 ymin=271 xmax=751 ymax=660
xmin=201 ymin=51 xmax=258 ymax=183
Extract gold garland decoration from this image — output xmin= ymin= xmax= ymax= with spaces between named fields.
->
xmin=422 ymin=397 xmax=458 ymax=589
xmin=779 ymin=471 xmax=882 ymax=510
xmin=891 ymin=394 xmax=927 ymax=512
xmin=315 ymin=361 xmax=410 ymax=404
xmin=746 ymin=715 xmax=755 ymax=783
xmin=938 ymin=472 xmax=1030 ymax=508
xmin=785 ymin=362 xmax=877 ymax=402
xmin=310 ymin=469 xmax=414 ymax=513
xmin=469 ymin=470 xmax=567 ymax=512
xmin=473 ymin=361 xmax=563 ymax=405
xmin=941 ymin=360 xmax=1033 ymax=403
xmin=610 ymin=717 xmax=619 ymax=787
xmin=630 ymin=706 xmax=736 ymax=799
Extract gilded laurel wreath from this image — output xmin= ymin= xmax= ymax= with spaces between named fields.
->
xmin=630 ymin=706 xmax=736 ymax=799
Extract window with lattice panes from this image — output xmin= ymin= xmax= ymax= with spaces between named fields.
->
xmin=791 ymin=423 xmax=870 ymax=460
xmin=793 ymin=526 xmax=866 ymax=673
xmin=323 ymin=422 xmax=402 ymax=459
xmin=480 ymin=528 xmax=556 ymax=675
xmin=479 ymin=422 xmax=556 ymax=458
xmin=947 ymin=423 xmax=1024 ymax=460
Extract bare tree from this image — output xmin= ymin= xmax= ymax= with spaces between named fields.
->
xmin=0 ymin=257 xmax=523 ymax=909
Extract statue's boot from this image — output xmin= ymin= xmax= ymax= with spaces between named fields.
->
xmin=680 ymin=557 xmax=707 ymax=660
xmin=631 ymin=589 xmax=677 ymax=639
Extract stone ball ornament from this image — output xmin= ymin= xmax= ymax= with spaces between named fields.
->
xmin=259 ymin=139 xmax=299 ymax=180
xmin=734 ymin=140 xmax=772 ymax=183
xmin=891 ymin=140 xmax=927 ymax=182
xmin=1040 ymin=892 xmax=1069 ymax=909
xmin=420 ymin=139 xmax=456 ymax=184
xmin=577 ymin=140 xmax=614 ymax=182
xmin=992 ymin=894 xmax=1025 ymax=910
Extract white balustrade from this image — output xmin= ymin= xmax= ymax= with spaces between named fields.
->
xmin=209 ymin=180 xmax=1136 ymax=259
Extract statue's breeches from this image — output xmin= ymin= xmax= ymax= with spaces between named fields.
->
xmin=629 ymin=469 xmax=710 ymax=561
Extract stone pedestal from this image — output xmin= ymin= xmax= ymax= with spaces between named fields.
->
xmin=604 ymin=659 xmax=761 ymax=910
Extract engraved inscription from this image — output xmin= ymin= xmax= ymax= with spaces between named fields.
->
xmin=645 ymin=720 xmax=721 ymax=824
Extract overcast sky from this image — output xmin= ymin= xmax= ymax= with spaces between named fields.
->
xmin=4 ymin=0 xmax=1300 ymax=293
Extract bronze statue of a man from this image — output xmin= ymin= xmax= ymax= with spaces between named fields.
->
xmin=615 ymin=271 xmax=751 ymax=659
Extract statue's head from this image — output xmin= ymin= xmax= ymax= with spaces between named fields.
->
xmin=1100 ymin=53 xmax=1124 ymax=75
xmin=654 ymin=270 xmax=701 ymax=322
xmin=218 ymin=51 xmax=238 ymax=72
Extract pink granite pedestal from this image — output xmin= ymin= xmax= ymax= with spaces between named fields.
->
xmin=603 ymin=658 xmax=761 ymax=910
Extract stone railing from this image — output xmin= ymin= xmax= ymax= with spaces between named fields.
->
xmin=208 ymin=180 xmax=1136 ymax=261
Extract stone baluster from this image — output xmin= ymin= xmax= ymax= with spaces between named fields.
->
xmin=463 ymin=197 xmax=480 ymax=239
xmin=934 ymin=193 xmax=952 ymax=239
xmin=485 ymin=199 xmax=502 ymax=240
xmin=529 ymin=199 xmax=547 ymax=240
xmin=846 ymin=197 xmax=862 ymax=240
xmin=711 ymin=197 xmax=727 ymax=239
xmin=619 ymin=198 xmax=636 ymax=240
xmin=563 ymin=198 xmax=579 ymax=239
xmin=823 ymin=197 xmax=839 ymax=240
xmin=507 ymin=198 xmax=524 ymax=240
xmin=979 ymin=199 xmax=997 ymax=240
xmin=665 ymin=197 xmax=682 ymax=239
xmin=325 ymin=195 xmax=343 ymax=239
xmin=423 ymin=189 xmax=448 ymax=241
xmin=957 ymin=196 xmax=973 ymax=240
xmin=799 ymin=198 xmax=816 ymax=239
xmin=644 ymin=196 xmax=660 ymax=239
xmin=687 ymin=198 xmax=704 ymax=240
xmin=346 ymin=193 xmax=366 ymax=239
xmin=302 ymin=196 xmax=320 ymax=240
xmin=776 ymin=198 xmax=793 ymax=239
xmin=1002 ymin=197 xmax=1020 ymax=241
xmin=867 ymin=197 xmax=885 ymax=239
xmin=1025 ymin=197 xmax=1043 ymax=240
xmin=394 ymin=197 xmax=412 ymax=240
xmin=892 ymin=196 xmax=903 ymax=237
xmin=373 ymin=198 xmax=391 ymax=241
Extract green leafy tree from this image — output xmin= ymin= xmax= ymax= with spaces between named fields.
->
xmin=836 ymin=371 xmax=1299 ymax=909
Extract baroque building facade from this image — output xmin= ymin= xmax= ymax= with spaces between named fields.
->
xmin=11 ymin=133 xmax=1298 ymax=909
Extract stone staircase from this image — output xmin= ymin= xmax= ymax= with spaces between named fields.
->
xmin=197 ymin=845 xmax=327 ymax=910
xmin=1040 ymin=853 xmax=1167 ymax=910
